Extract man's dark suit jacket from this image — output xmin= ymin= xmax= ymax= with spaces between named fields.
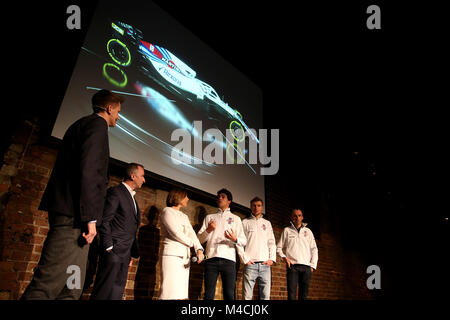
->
xmin=99 ymin=183 xmax=141 ymax=259
xmin=39 ymin=113 xmax=109 ymax=225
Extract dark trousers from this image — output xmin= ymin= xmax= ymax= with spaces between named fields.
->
xmin=287 ymin=264 xmax=312 ymax=300
xmin=90 ymin=250 xmax=130 ymax=300
xmin=21 ymin=214 xmax=89 ymax=300
xmin=204 ymin=257 xmax=236 ymax=300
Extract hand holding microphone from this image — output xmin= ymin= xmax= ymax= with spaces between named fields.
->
xmin=191 ymin=250 xmax=206 ymax=264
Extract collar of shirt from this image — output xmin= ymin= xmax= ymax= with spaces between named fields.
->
xmin=169 ymin=207 xmax=185 ymax=217
xmin=290 ymin=221 xmax=307 ymax=231
xmin=217 ymin=207 xmax=231 ymax=215
xmin=122 ymin=181 xmax=136 ymax=197
xmin=250 ymin=213 xmax=264 ymax=220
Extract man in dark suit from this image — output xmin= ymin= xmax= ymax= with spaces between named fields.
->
xmin=21 ymin=89 xmax=124 ymax=300
xmin=90 ymin=163 xmax=145 ymax=300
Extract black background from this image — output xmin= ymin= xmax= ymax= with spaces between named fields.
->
xmin=3 ymin=0 xmax=449 ymax=312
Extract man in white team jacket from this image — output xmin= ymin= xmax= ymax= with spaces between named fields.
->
xmin=197 ymin=188 xmax=246 ymax=300
xmin=277 ymin=208 xmax=318 ymax=300
xmin=241 ymin=197 xmax=276 ymax=300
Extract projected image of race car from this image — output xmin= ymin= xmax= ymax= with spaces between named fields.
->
xmin=55 ymin=0 xmax=265 ymax=208
xmin=106 ymin=20 xmax=259 ymax=145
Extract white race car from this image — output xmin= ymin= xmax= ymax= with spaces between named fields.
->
xmin=107 ymin=20 xmax=259 ymax=144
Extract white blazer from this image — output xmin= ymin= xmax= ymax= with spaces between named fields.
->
xmin=160 ymin=207 xmax=203 ymax=259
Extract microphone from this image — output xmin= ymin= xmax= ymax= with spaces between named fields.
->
xmin=191 ymin=255 xmax=207 ymax=263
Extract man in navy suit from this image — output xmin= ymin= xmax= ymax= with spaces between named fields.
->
xmin=90 ymin=163 xmax=145 ymax=300
xmin=22 ymin=89 xmax=123 ymax=300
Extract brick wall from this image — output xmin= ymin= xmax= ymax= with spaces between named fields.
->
xmin=0 ymin=119 xmax=374 ymax=300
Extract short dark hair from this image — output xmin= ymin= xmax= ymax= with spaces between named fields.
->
xmin=250 ymin=196 xmax=263 ymax=206
xmin=166 ymin=188 xmax=188 ymax=207
xmin=92 ymin=89 xmax=124 ymax=112
xmin=217 ymin=188 xmax=233 ymax=202
xmin=290 ymin=207 xmax=307 ymax=221
xmin=291 ymin=206 xmax=304 ymax=212
xmin=124 ymin=163 xmax=144 ymax=181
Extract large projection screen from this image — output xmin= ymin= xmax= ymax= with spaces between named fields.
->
xmin=53 ymin=0 xmax=264 ymax=209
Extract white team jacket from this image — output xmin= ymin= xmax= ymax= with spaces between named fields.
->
xmin=276 ymin=222 xmax=318 ymax=269
xmin=197 ymin=208 xmax=247 ymax=262
xmin=241 ymin=215 xmax=276 ymax=264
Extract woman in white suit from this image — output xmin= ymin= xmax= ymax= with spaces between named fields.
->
xmin=159 ymin=188 xmax=204 ymax=299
